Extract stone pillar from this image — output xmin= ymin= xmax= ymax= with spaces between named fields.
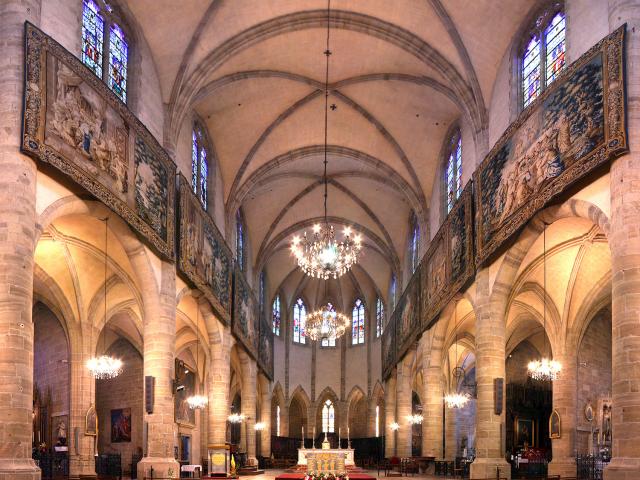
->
xmin=422 ymin=330 xmax=444 ymax=459
xmin=207 ymin=324 xmax=232 ymax=446
xmin=68 ymin=326 xmax=97 ymax=479
xmin=0 ymin=1 xmax=41 ymax=478
xmin=396 ymin=354 xmax=413 ymax=457
xmin=239 ymin=350 xmax=257 ymax=463
xmin=258 ymin=374 xmax=272 ymax=457
xmin=548 ymin=351 xmax=577 ymax=478
xmin=606 ymin=3 xmax=640 ymax=478
xmin=384 ymin=374 xmax=397 ymax=458
xmin=444 ymin=408 xmax=457 ymax=460
xmin=137 ymin=261 xmax=180 ymax=479
xmin=470 ymin=269 xmax=510 ymax=479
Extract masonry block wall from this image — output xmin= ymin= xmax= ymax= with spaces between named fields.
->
xmin=96 ymin=339 xmax=143 ymax=470
xmin=577 ymin=307 xmax=612 ymax=453
xmin=33 ymin=303 xmax=70 ymax=444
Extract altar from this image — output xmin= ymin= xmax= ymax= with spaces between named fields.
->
xmin=297 ymin=448 xmax=355 ymax=468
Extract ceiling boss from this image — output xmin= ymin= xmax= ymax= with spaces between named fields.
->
xmin=290 ymin=0 xmax=362 ymax=281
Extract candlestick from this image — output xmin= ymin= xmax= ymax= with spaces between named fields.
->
xmin=301 ymin=426 xmax=305 ymax=449
xmin=313 ymin=427 xmax=316 ymax=449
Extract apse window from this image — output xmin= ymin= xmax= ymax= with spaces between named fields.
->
xmin=352 ymin=298 xmax=365 ymax=345
xmin=81 ymin=0 xmax=129 ymax=103
xmin=409 ymin=212 xmax=420 ymax=272
xmin=293 ymin=298 xmax=307 ymax=344
xmin=192 ymin=124 xmax=209 ymax=209
xmin=272 ymin=295 xmax=281 ymax=336
xmin=376 ymin=297 xmax=384 ymax=338
xmin=445 ymin=130 xmax=462 ymax=213
xmin=322 ymin=400 xmax=335 ymax=433
xmin=521 ymin=7 xmax=566 ymax=108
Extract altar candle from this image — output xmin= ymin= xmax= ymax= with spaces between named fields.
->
xmin=348 ymin=427 xmax=350 ymax=440
xmin=302 ymin=426 xmax=304 ymax=439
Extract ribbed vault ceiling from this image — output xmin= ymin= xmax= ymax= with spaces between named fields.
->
xmin=125 ymin=0 xmax=537 ymax=300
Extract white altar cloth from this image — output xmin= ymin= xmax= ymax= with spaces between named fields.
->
xmin=297 ymin=448 xmax=355 ymax=466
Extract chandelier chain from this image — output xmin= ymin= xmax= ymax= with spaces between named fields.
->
xmin=323 ymin=0 xmax=331 ymax=223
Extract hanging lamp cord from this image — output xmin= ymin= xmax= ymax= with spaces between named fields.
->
xmin=322 ymin=0 xmax=331 ymax=223
xmin=543 ymin=224 xmax=547 ymax=358
xmin=103 ymin=217 xmax=108 ymax=356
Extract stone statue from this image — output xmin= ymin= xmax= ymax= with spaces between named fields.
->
xmin=56 ymin=420 xmax=67 ymax=441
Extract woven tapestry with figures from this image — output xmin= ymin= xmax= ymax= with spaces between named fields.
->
xmin=22 ymin=23 xmax=175 ymax=260
xmin=233 ymin=267 xmax=259 ymax=360
xmin=474 ymin=26 xmax=627 ymax=266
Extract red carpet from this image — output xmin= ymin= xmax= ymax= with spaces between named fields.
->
xmin=276 ymin=474 xmax=376 ymax=480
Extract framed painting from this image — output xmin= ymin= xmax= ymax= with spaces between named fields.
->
xmin=232 ymin=267 xmax=259 ymax=359
xmin=515 ymin=417 xmax=535 ymax=448
xmin=85 ymin=405 xmax=97 ymax=436
xmin=110 ymin=408 xmax=132 ymax=443
xmin=174 ymin=359 xmax=196 ymax=426
xmin=549 ymin=410 xmax=561 ymax=439
xmin=474 ymin=26 xmax=627 ymax=266
xmin=22 ymin=23 xmax=176 ymax=260
xmin=177 ymin=175 xmax=233 ymax=323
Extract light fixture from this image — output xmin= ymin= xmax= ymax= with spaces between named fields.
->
xmin=289 ymin=0 xmax=362 ymax=280
xmin=254 ymin=422 xmax=266 ymax=431
xmin=445 ymin=302 xmax=469 ymax=409
xmin=187 ymin=297 xmax=208 ymax=410
xmin=527 ymin=223 xmax=562 ymax=381
xmin=228 ymin=413 xmax=245 ymax=423
xmin=389 ymin=422 xmax=400 ymax=431
xmin=87 ymin=217 xmax=123 ymax=380
xmin=306 ymin=304 xmax=350 ymax=342
xmin=406 ymin=414 xmax=423 ymax=425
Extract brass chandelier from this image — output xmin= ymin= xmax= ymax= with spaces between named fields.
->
xmin=290 ymin=0 xmax=362 ymax=280
xmin=306 ymin=304 xmax=350 ymax=342
xmin=186 ymin=299 xmax=208 ymax=410
xmin=444 ymin=303 xmax=470 ymax=409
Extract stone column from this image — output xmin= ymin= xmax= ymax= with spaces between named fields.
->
xmin=68 ymin=325 xmax=97 ymax=479
xmin=470 ymin=269 xmax=510 ymax=479
xmin=384 ymin=374 xmax=397 ymax=458
xmin=444 ymin=408 xmax=457 ymax=460
xmin=0 ymin=1 xmax=41 ymax=478
xmin=396 ymin=354 xmax=413 ymax=457
xmin=258 ymin=374 xmax=272 ymax=457
xmin=548 ymin=351 xmax=577 ymax=478
xmin=136 ymin=261 xmax=180 ymax=479
xmin=207 ymin=323 xmax=232 ymax=446
xmin=606 ymin=3 xmax=640 ymax=478
xmin=422 ymin=330 xmax=444 ymax=459
xmin=239 ymin=350 xmax=257 ymax=463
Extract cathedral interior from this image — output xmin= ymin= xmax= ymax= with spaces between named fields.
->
xmin=1 ymin=1 xmax=640 ymax=480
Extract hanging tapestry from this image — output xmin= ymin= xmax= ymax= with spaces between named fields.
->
xmin=232 ymin=267 xmax=259 ymax=359
xmin=394 ymin=271 xmax=420 ymax=363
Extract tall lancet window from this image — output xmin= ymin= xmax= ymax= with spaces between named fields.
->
xmin=352 ymin=298 xmax=365 ymax=345
xmin=322 ymin=400 xmax=335 ymax=433
xmin=192 ymin=124 xmax=209 ymax=209
xmin=293 ymin=298 xmax=307 ymax=344
xmin=445 ymin=130 xmax=462 ymax=213
xmin=272 ymin=295 xmax=281 ymax=336
xmin=522 ymin=6 xmax=566 ymax=108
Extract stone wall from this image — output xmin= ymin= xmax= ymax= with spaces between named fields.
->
xmin=576 ymin=307 xmax=612 ymax=453
xmin=96 ymin=338 xmax=143 ymax=472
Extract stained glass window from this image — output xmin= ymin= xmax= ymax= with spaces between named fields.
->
xmin=545 ymin=13 xmax=566 ymax=85
xmin=445 ymin=131 xmax=462 ymax=213
xmin=521 ymin=8 xmax=566 ymax=108
xmin=376 ymin=297 xmax=384 ymax=338
xmin=192 ymin=125 xmax=209 ymax=209
xmin=276 ymin=405 xmax=281 ymax=436
xmin=390 ymin=275 xmax=397 ymax=310
xmin=410 ymin=213 xmax=420 ymax=272
xmin=108 ymin=23 xmax=128 ymax=102
xmin=320 ymin=303 xmax=337 ymax=347
xmin=82 ymin=0 xmax=104 ymax=78
xmin=272 ymin=295 xmax=281 ymax=336
xmin=322 ymin=400 xmax=335 ymax=433
xmin=236 ymin=210 xmax=245 ymax=271
xmin=293 ymin=298 xmax=306 ymax=344
xmin=352 ymin=298 xmax=365 ymax=345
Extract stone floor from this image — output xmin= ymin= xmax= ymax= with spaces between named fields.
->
xmin=115 ymin=469 xmax=448 ymax=480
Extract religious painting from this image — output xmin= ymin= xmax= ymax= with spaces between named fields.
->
xmin=515 ymin=417 xmax=535 ymax=448
xmin=85 ymin=405 xmax=97 ymax=436
xmin=51 ymin=414 xmax=68 ymax=448
xmin=174 ymin=359 xmax=196 ymax=426
xmin=549 ymin=410 xmax=561 ymax=439
xmin=232 ymin=267 xmax=259 ymax=359
xmin=177 ymin=175 xmax=233 ymax=323
xmin=258 ymin=311 xmax=274 ymax=380
xmin=110 ymin=408 xmax=132 ymax=443
xmin=381 ymin=314 xmax=396 ymax=380
xmin=22 ymin=23 xmax=175 ymax=260
xmin=421 ymin=184 xmax=474 ymax=328
xmin=395 ymin=271 xmax=420 ymax=362
xmin=474 ymin=26 xmax=627 ymax=266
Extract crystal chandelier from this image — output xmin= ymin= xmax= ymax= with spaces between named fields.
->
xmin=306 ymin=304 xmax=351 ymax=342
xmin=228 ymin=413 xmax=245 ymax=423
xmin=289 ymin=0 xmax=362 ymax=280
xmin=87 ymin=217 xmax=123 ymax=380
xmin=389 ymin=422 xmax=400 ymax=431
xmin=187 ymin=298 xmax=208 ymax=409
xmin=445 ymin=304 xmax=469 ymax=409
xmin=527 ymin=224 xmax=561 ymax=381
xmin=406 ymin=414 xmax=424 ymax=425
